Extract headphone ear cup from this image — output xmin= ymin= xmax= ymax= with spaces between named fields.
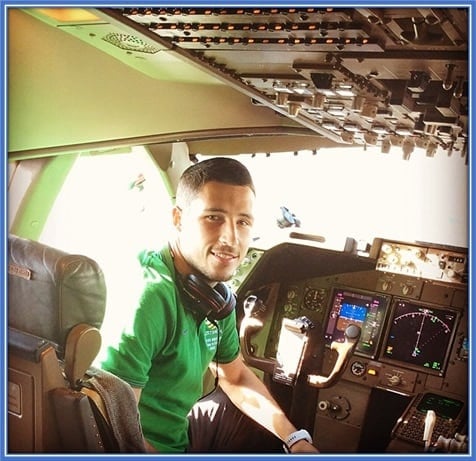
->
xmin=210 ymin=282 xmax=236 ymax=320
xmin=183 ymin=274 xmax=235 ymax=320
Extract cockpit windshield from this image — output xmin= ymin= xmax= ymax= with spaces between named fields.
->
xmin=199 ymin=147 xmax=467 ymax=251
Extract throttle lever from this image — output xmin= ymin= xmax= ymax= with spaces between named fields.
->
xmin=307 ymin=324 xmax=361 ymax=388
xmin=423 ymin=410 xmax=436 ymax=451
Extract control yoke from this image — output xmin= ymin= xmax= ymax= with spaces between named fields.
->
xmin=239 ymin=295 xmax=275 ymax=375
xmin=239 ymin=295 xmax=361 ymax=388
xmin=307 ymin=323 xmax=360 ymax=388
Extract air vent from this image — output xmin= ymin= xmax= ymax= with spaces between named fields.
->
xmin=103 ymin=32 xmax=160 ymax=53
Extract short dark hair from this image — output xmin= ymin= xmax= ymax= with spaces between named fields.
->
xmin=176 ymin=157 xmax=255 ymax=207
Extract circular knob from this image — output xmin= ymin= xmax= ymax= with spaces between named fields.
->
xmin=328 ymin=402 xmax=341 ymax=413
xmin=388 ymin=374 xmax=401 ymax=386
xmin=447 ymin=269 xmax=456 ymax=278
xmin=318 ymin=400 xmax=330 ymax=411
xmin=319 ymin=396 xmax=351 ymax=420
xmin=345 ymin=324 xmax=361 ymax=340
xmin=318 ymin=399 xmax=342 ymax=413
xmin=350 ymin=361 xmax=366 ymax=377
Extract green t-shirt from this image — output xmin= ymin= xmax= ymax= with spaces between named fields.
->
xmin=101 ymin=246 xmax=240 ymax=452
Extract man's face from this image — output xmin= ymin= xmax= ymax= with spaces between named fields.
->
xmin=174 ymin=180 xmax=255 ymax=282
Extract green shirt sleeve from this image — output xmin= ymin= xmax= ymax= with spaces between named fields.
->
xmin=101 ymin=253 xmax=178 ymax=388
xmin=215 ymin=309 xmax=240 ymax=364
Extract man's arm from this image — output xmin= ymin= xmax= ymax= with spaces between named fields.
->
xmin=132 ymin=387 xmax=159 ymax=453
xmin=212 ymin=355 xmax=319 ymax=453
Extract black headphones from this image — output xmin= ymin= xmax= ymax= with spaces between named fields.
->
xmin=181 ymin=273 xmax=236 ymax=321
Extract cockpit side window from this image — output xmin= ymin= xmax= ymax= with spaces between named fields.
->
xmin=38 ymin=146 xmax=173 ymax=360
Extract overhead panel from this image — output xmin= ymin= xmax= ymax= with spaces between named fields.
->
xmin=104 ymin=6 xmax=468 ymax=161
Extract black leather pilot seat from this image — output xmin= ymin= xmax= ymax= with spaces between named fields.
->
xmin=7 ymin=234 xmax=146 ymax=453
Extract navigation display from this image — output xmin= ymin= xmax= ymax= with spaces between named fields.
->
xmin=324 ymin=288 xmax=390 ymax=358
xmin=380 ymin=299 xmax=459 ymax=376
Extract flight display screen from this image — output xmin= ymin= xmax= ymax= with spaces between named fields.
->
xmin=416 ymin=393 xmax=464 ymax=420
xmin=380 ymin=299 xmax=459 ymax=376
xmin=324 ymin=288 xmax=390 ymax=358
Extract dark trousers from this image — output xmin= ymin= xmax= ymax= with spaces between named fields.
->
xmin=187 ymin=386 xmax=283 ymax=453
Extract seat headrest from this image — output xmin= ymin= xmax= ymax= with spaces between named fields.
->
xmin=8 ymin=234 xmax=106 ymax=355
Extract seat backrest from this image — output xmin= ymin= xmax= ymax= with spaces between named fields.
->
xmin=7 ymin=234 xmax=145 ymax=453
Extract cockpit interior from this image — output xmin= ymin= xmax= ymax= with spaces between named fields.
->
xmin=5 ymin=4 xmax=470 ymax=456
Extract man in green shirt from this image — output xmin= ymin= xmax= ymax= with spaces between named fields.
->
xmin=101 ymin=157 xmax=318 ymax=453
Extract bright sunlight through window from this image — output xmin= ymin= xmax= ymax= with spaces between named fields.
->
xmin=39 ymin=145 xmax=468 ymax=363
xmin=40 ymin=146 xmax=173 ymax=363
xmin=224 ymin=147 xmax=468 ymax=250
